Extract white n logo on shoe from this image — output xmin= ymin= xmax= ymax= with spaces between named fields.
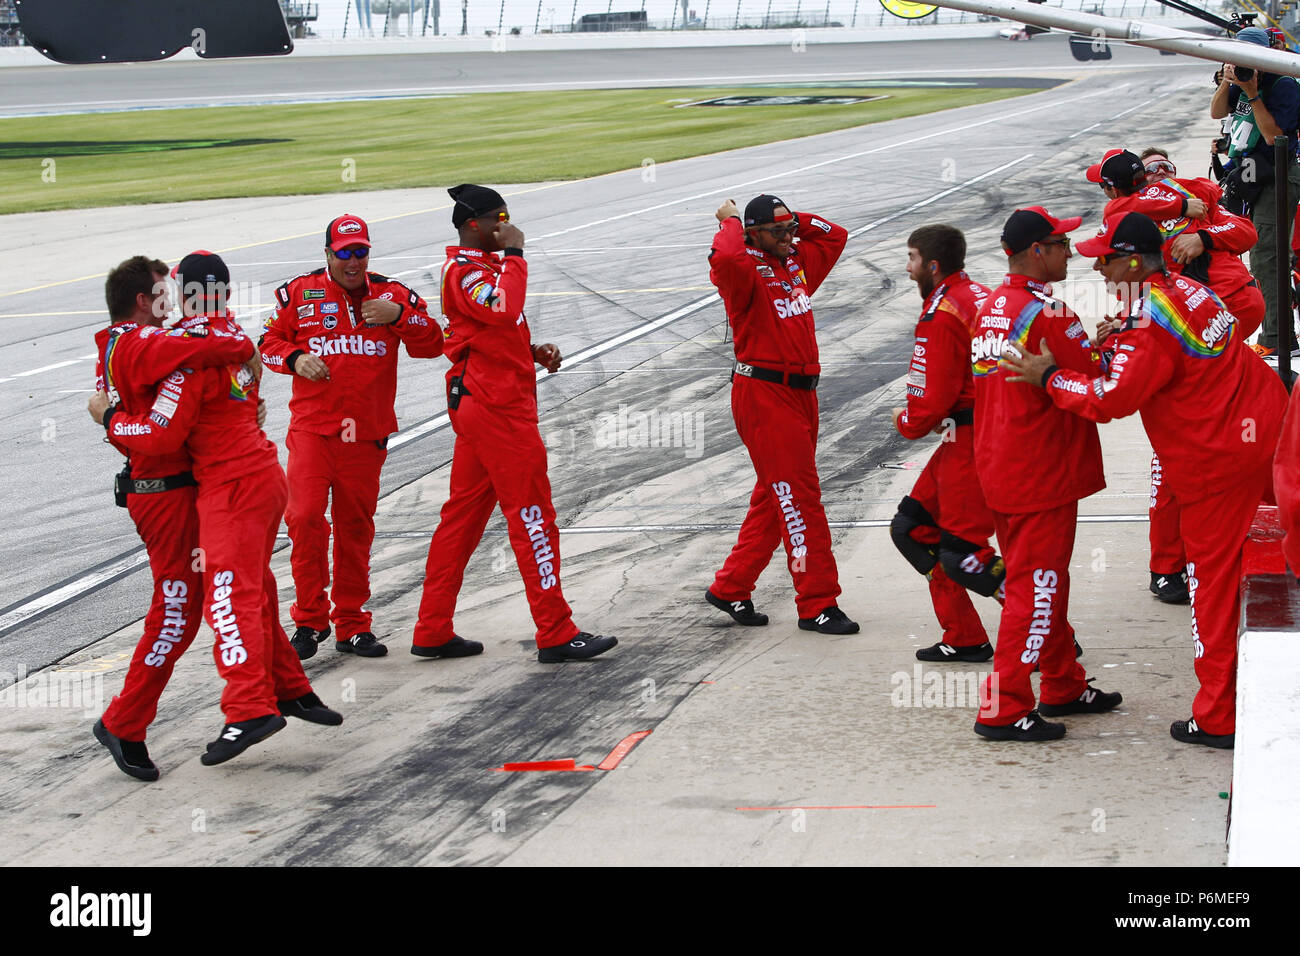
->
xmin=816 ymin=613 xmax=829 ymax=625
xmin=732 ymin=602 xmax=745 ymax=613
xmin=1081 ymin=689 xmax=1097 ymax=704
xmin=1014 ymin=716 xmax=1035 ymax=731
xmin=221 ymin=727 xmax=243 ymax=742
xmin=939 ymin=644 xmax=957 ymax=656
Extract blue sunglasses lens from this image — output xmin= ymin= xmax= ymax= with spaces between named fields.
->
xmin=335 ymin=247 xmax=370 ymax=259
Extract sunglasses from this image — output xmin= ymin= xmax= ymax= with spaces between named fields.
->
xmin=1038 ymin=237 xmax=1071 ymax=251
xmin=1145 ymin=159 xmax=1176 ymax=177
xmin=478 ymin=210 xmax=509 ymax=223
xmin=756 ymin=223 xmax=798 ymax=238
xmin=333 ymin=246 xmax=370 ymax=259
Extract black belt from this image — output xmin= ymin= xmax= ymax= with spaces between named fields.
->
xmin=126 ymin=473 xmax=196 ymax=493
xmin=950 ymin=407 xmax=974 ymax=427
xmin=732 ymin=361 xmax=819 ymax=391
xmin=114 ymin=466 xmax=196 ymax=507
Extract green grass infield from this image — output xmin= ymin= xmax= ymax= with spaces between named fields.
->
xmin=3 ymin=85 xmax=1034 ymax=215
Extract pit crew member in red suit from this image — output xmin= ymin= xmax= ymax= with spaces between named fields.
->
xmin=260 ymin=215 xmax=444 ymax=660
xmin=91 ymin=252 xmax=342 ymax=766
xmin=1001 ymin=212 xmax=1286 ymax=750
xmin=890 ymin=224 xmax=1004 ymax=663
xmin=89 ymin=255 xmax=258 ymax=781
xmin=412 ymin=184 xmax=616 ymax=663
xmin=1087 ymin=148 xmax=1264 ymax=604
xmin=704 ymin=194 xmax=859 ymax=635
xmin=970 ymin=207 xmax=1122 ymax=742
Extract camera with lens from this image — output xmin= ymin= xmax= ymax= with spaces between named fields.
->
xmin=1214 ymin=134 xmax=1231 ymax=154
xmin=1236 ymin=65 xmax=1256 ymax=82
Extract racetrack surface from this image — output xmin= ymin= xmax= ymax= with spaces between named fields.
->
xmin=0 ymin=39 xmax=1238 ymax=866
xmin=1 ymin=34 xmax=1177 ymax=116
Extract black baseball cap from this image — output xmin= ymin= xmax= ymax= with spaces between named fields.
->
xmin=172 ymin=250 xmax=230 ymax=289
xmin=999 ymin=206 xmax=1082 ymax=255
xmin=449 ymin=184 xmax=506 ymax=227
xmin=744 ymin=194 xmax=795 ymax=227
xmin=1085 ymin=149 xmax=1146 ymax=190
xmin=1076 ymin=212 xmax=1163 ymax=257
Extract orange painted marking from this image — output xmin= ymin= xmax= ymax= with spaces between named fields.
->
xmin=735 ymin=805 xmax=936 ymax=811
xmin=699 ymin=680 xmax=716 ymax=684
xmin=596 ymin=730 xmax=653 ymax=771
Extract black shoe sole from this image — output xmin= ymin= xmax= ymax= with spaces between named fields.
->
xmin=278 ymin=701 xmax=344 ymax=726
xmin=1170 ymin=720 xmax=1235 ymax=749
xmin=1151 ymin=590 xmax=1190 ymax=605
xmin=798 ymin=619 xmax=860 ymax=635
xmin=915 ymin=642 xmax=993 ymax=663
xmin=335 ymin=641 xmax=388 ymax=658
xmin=200 ymin=715 xmax=287 ymax=766
xmin=411 ymin=638 xmax=484 ymax=659
xmin=704 ymin=590 xmax=768 ymax=626
xmin=538 ymin=636 xmax=618 ymax=662
xmin=93 ymin=720 xmax=159 ymax=782
xmin=1039 ymin=691 xmax=1123 ymax=716
xmin=973 ymin=715 xmax=1066 ymax=741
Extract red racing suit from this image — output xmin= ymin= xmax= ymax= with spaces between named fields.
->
xmin=894 ymin=271 xmax=999 ymax=648
xmin=1275 ymin=382 xmax=1300 ymax=573
xmin=260 ymin=268 xmax=443 ymax=640
xmin=1039 ymin=272 xmax=1287 ymax=735
xmin=95 ymin=320 xmax=254 ymax=741
xmin=413 ymin=245 xmax=579 ymax=650
xmin=972 ymin=275 xmax=1104 ymax=725
xmin=101 ymin=313 xmax=314 ymax=724
xmin=707 ymin=212 xmax=849 ymax=618
xmin=1104 ymin=180 xmax=1263 ymax=575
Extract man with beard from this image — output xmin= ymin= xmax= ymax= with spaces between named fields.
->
xmin=890 ymin=224 xmax=1004 ymax=662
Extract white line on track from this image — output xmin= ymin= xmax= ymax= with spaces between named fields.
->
xmin=1067 ymin=97 xmax=1155 ymax=139
xmin=0 ymin=551 xmax=150 ymax=637
xmin=532 ymin=82 xmax=1121 ymax=241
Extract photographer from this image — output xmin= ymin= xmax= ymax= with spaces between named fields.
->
xmin=1210 ymin=26 xmax=1300 ymax=355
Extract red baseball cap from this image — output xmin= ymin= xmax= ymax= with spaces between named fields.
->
xmin=1075 ymin=212 xmax=1163 ymax=258
xmin=325 ymin=214 xmax=370 ymax=251
xmin=1085 ymin=149 xmax=1146 ymax=190
xmin=999 ymin=206 xmax=1082 ymax=255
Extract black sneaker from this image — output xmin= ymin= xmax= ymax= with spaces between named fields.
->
xmin=199 ymin=714 xmax=287 ymax=766
xmin=1039 ymin=683 xmax=1123 ymax=716
xmin=1170 ymin=717 xmax=1235 ymax=749
xmin=973 ymin=711 xmax=1067 ymax=742
xmin=411 ymin=635 xmax=484 ymax=659
xmin=278 ymin=691 xmax=343 ymax=726
xmin=537 ymin=632 xmax=618 ymax=662
xmin=915 ymin=641 xmax=993 ymax=663
xmin=1150 ymin=571 xmax=1190 ymax=604
xmin=336 ymin=632 xmax=387 ymax=657
xmin=798 ymin=606 xmax=860 ymax=635
xmin=290 ymin=625 xmax=331 ymax=660
xmin=93 ymin=719 xmax=159 ymax=782
xmin=704 ymin=589 xmax=769 ymax=626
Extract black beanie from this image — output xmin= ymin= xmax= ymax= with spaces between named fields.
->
xmin=449 ymin=184 xmax=506 ymax=227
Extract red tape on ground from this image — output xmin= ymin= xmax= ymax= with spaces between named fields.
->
xmin=596 ymin=730 xmax=652 ymax=770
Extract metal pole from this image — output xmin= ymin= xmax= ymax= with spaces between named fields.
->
xmin=851 ymin=0 xmax=858 ymax=27
xmin=703 ymin=0 xmax=711 ymax=28
xmin=1277 ymin=136 xmax=1294 ymax=383
xmin=343 ymin=0 xmax=352 ymax=37
xmin=535 ymin=0 xmax=543 ymax=32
